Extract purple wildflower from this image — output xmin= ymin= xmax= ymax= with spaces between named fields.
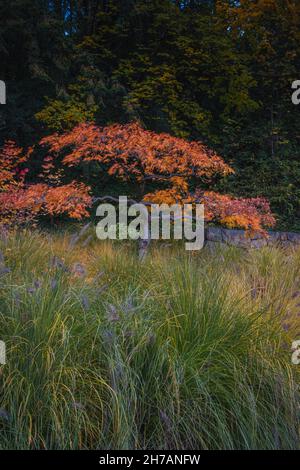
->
xmin=13 ymin=291 xmax=21 ymax=306
xmin=50 ymin=278 xmax=58 ymax=290
xmin=50 ymin=256 xmax=69 ymax=272
xmin=0 ymin=266 xmax=11 ymax=277
xmin=96 ymin=284 xmax=109 ymax=296
xmin=72 ymin=262 xmax=86 ymax=278
xmin=33 ymin=280 xmax=42 ymax=290
xmin=102 ymin=329 xmax=115 ymax=345
xmin=124 ymin=330 xmax=134 ymax=339
xmin=106 ymin=304 xmax=120 ymax=322
xmin=71 ymin=402 xmax=85 ymax=411
xmin=0 ymin=409 xmax=9 ymax=421
xmin=27 ymin=287 xmax=36 ymax=295
xmin=122 ymin=295 xmax=135 ymax=314
xmin=159 ymin=410 xmax=172 ymax=430
xmin=80 ymin=294 xmax=90 ymax=311
xmin=147 ymin=332 xmax=156 ymax=345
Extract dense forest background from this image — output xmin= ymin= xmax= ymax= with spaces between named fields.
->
xmin=1 ymin=0 xmax=300 ymax=230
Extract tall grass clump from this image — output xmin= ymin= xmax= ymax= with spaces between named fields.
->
xmin=0 ymin=230 xmax=299 ymax=449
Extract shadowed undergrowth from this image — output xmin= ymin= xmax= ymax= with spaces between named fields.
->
xmin=0 ymin=230 xmax=299 ymax=449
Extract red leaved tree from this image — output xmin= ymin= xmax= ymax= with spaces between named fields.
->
xmin=0 ymin=141 xmax=92 ymax=228
xmin=41 ymin=122 xmax=275 ymax=232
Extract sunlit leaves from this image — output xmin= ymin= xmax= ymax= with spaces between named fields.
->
xmin=41 ymin=121 xmax=275 ymax=232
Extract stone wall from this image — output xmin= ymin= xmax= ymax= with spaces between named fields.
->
xmin=205 ymin=227 xmax=300 ymax=249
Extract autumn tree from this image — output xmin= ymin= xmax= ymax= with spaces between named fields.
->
xmin=0 ymin=141 xmax=32 ymax=226
xmin=0 ymin=141 xmax=92 ymax=228
xmin=2 ymin=0 xmax=300 ymax=229
xmin=41 ymin=122 xmax=275 ymax=232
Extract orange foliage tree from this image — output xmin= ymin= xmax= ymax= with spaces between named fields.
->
xmin=41 ymin=122 xmax=275 ymax=232
xmin=0 ymin=141 xmax=91 ymax=227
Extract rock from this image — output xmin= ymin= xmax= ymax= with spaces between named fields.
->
xmin=222 ymin=229 xmax=256 ymax=248
xmin=251 ymin=239 xmax=268 ymax=249
xmin=287 ymin=232 xmax=300 ymax=243
xmin=267 ymin=231 xmax=281 ymax=244
xmin=206 ymin=227 xmax=223 ymax=242
xmin=279 ymin=232 xmax=289 ymax=241
xmin=204 ymin=227 xmax=300 ymax=249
